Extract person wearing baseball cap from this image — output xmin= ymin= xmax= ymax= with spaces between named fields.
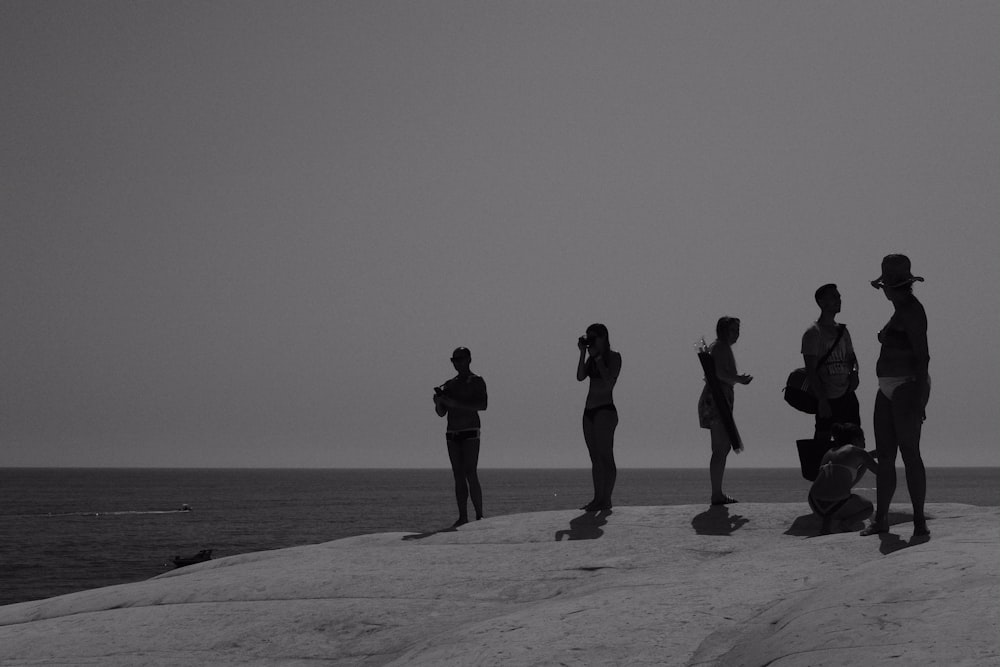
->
xmin=433 ymin=347 xmax=488 ymax=527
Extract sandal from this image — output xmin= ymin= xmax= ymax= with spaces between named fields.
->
xmin=860 ymin=520 xmax=888 ymax=536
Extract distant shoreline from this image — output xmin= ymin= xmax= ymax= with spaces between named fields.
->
xmin=3 ymin=465 xmax=998 ymax=471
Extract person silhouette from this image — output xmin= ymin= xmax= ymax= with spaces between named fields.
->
xmin=576 ymin=323 xmax=622 ymax=512
xmin=434 ymin=347 xmax=488 ymax=527
xmin=697 ymin=316 xmax=753 ymax=505
xmin=808 ymin=423 xmax=878 ymax=534
xmin=862 ymin=255 xmax=931 ymax=538
xmin=801 ymin=284 xmax=861 ymax=449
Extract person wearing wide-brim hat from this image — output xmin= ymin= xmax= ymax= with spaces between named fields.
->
xmin=861 ymin=254 xmax=931 ymax=538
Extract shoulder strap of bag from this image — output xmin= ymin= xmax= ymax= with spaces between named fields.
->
xmin=817 ymin=324 xmax=846 ymax=367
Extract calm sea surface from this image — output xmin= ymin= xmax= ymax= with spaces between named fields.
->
xmin=1 ymin=467 xmax=996 ymax=606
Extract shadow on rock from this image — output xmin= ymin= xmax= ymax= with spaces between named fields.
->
xmin=691 ymin=505 xmax=749 ymax=536
xmin=875 ymin=511 xmax=934 ymax=553
xmin=401 ymin=525 xmax=458 ymax=541
xmin=555 ymin=509 xmax=612 ymax=541
xmin=784 ymin=513 xmax=822 ymax=537
xmin=785 ymin=502 xmax=874 ymax=537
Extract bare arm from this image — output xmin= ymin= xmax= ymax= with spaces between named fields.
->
xmin=713 ymin=344 xmax=749 ymax=386
xmin=801 ymin=326 xmax=832 ymax=415
xmin=576 ymin=347 xmax=589 ymax=382
xmin=860 ymin=448 xmax=879 ymax=474
xmin=846 ymin=330 xmax=860 ymax=391
xmin=900 ymin=304 xmax=930 ymax=383
xmin=803 ymin=352 xmax=831 ymax=416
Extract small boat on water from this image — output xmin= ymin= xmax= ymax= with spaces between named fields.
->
xmin=171 ymin=549 xmax=212 ymax=568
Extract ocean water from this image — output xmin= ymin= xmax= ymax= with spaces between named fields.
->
xmin=1 ymin=467 xmax=996 ymax=607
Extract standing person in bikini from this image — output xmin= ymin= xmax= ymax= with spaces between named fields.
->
xmin=434 ymin=347 xmax=488 ymax=527
xmin=697 ymin=316 xmax=753 ymax=505
xmin=862 ymin=255 xmax=931 ymax=538
xmin=576 ymin=323 xmax=622 ymax=512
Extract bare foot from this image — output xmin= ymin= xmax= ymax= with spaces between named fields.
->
xmin=913 ymin=519 xmax=929 ymax=537
xmin=711 ymin=495 xmax=738 ymax=506
xmin=860 ymin=519 xmax=888 ymax=536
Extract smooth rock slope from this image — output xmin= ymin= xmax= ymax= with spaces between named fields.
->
xmin=0 ymin=503 xmax=996 ymax=666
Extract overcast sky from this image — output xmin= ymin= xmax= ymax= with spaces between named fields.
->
xmin=2 ymin=1 xmax=997 ymax=468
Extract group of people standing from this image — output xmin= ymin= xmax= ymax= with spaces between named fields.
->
xmin=433 ymin=254 xmax=931 ymax=538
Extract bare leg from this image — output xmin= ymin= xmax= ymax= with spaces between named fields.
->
xmin=582 ymin=412 xmax=599 ymax=509
xmin=463 ymin=439 xmax=484 ymax=520
xmin=863 ymin=391 xmax=895 ymax=535
xmin=592 ymin=408 xmax=618 ymax=509
xmin=709 ymin=421 xmax=736 ymax=504
xmin=894 ymin=383 xmax=927 ymax=535
xmin=447 ymin=439 xmax=469 ymax=525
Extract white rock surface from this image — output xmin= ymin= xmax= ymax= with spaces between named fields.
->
xmin=0 ymin=503 xmax=996 ymax=666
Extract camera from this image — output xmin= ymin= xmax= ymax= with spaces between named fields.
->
xmin=434 ymin=385 xmax=448 ymax=396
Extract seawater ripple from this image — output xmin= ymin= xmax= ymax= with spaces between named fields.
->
xmin=0 ymin=467 xmax=996 ymax=606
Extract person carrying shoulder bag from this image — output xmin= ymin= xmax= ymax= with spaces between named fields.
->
xmin=801 ymin=284 xmax=861 ymax=449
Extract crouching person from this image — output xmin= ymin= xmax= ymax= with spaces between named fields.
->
xmin=808 ymin=423 xmax=878 ymax=535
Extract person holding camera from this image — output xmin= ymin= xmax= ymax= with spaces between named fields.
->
xmin=576 ymin=323 xmax=622 ymax=512
xmin=434 ymin=347 xmax=488 ymax=527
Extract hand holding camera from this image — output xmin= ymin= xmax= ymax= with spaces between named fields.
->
xmin=433 ymin=384 xmax=450 ymax=408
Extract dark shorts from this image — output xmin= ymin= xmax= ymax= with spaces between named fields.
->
xmin=446 ymin=429 xmax=480 ymax=444
xmin=815 ymin=390 xmax=861 ymax=432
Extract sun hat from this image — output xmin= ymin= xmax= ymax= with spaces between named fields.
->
xmin=871 ymin=254 xmax=925 ymax=289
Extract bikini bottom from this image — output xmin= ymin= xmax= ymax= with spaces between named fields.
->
xmin=878 ymin=375 xmax=930 ymax=400
xmin=583 ymin=404 xmax=617 ymax=419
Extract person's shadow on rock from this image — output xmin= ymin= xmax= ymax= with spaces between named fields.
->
xmin=691 ymin=505 xmax=748 ymax=536
xmin=875 ymin=511 xmax=933 ymax=554
xmin=555 ymin=509 xmax=611 ymax=541
xmin=784 ymin=513 xmax=822 ymax=537
xmin=784 ymin=503 xmax=873 ymax=537
xmin=401 ymin=525 xmax=458 ymax=541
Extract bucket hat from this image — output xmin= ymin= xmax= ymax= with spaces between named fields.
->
xmin=871 ymin=254 xmax=924 ymax=289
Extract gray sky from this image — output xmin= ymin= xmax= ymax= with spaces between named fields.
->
xmin=2 ymin=1 xmax=998 ymax=468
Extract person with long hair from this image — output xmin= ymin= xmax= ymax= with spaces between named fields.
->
xmin=433 ymin=347 xmax=488 ymax=527
xmin=576 ymin=323 xmax=622 ymax=512
xmin=697 ymin=316 xmax=753 ymax=505
xmin=862 ymin=255 xmax=931 ymax=538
